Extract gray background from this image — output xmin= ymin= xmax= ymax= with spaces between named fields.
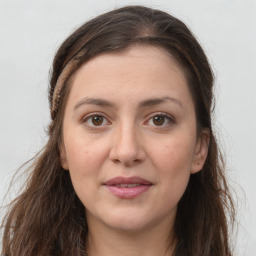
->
xmin=0 ymin=0 xmax=255 ymax=254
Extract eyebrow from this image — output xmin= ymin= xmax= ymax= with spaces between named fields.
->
xmin=74 ymin=98 xmax=116 ymax=111
xmin=139 ymin=96 xmax=183 ymax=109
xmin=73 ymin=96 xmax=183 ymax=111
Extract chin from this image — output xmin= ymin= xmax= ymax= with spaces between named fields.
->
xmin=107 ymin=219 xmax=150 ymax=232
xmin=101 ymin=209 xmax=159 ymax=232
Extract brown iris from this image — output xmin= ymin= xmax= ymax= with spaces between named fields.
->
xmin=153 ymin=115 xmax=165 ymax=126
xmin=92 ymin=116 xmax=104 ymax=126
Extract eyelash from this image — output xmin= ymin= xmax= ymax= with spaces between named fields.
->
xmin=145 ymin=112 xmax=175 ymax=127
xmin=81 ymin=112 xmax=175 ymax=129
xmin=81 ymin=112 xmax=111 ymax=128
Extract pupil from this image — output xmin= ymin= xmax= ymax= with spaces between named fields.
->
xmin=153 ymin=116 xmax=164 ymax=125
xmin=92 ymin=116 xmax=103 ymax=125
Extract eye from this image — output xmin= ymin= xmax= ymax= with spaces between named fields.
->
xmin=146 ymin=113 xmax=175 ymax=127
xmin=82 ymin=113 xmax=110 ymax=127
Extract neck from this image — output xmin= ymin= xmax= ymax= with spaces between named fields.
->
xmin=86 ymin=217 xmax=175 ymax=256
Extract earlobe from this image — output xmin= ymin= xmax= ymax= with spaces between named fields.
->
xmin=59 ymin=143 xmax=69 ymax=170
xmin=60 ymin=155 xmax=69 ymax=170
xmin=191 ymin=129 xmax=210 ymax=174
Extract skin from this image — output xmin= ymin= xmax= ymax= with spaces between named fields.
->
xmin=61 ymin=45 xmax=209 ymax=256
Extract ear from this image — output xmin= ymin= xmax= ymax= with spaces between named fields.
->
xmin=59 ymin=142 xmax=69 ymax=170
xmin=191 ymin=128 xmax=210 ymax=174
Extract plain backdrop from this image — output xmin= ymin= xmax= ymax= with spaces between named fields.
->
xmin=0 ymin=0 xmax=255 ymax=254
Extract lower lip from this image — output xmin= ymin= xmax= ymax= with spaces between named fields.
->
xmin=105 ymin=185 xmax=152 ymax=199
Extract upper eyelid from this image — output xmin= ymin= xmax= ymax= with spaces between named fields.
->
xmin=145 ymin=112 xmax=175 ymax=120
xmin=80 ymin=112 xmax=112 ymax=127
xmin=81 ymin=112 xmax=110 ymax=120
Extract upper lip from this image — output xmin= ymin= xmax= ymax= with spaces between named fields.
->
xmin=104 ymin=176 xmax=152 ymax=186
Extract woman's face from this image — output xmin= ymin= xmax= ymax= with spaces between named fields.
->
xmin=61 ymin=45 xmax=208 ymax=233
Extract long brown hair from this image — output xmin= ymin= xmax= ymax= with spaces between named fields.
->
xmin=1 ymin=5 xmax=235 ymax=256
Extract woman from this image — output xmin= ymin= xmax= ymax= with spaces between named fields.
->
xmin=1 ymin=5 xmax=235 ymax=256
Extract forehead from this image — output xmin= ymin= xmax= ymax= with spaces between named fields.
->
xmin=81 ymin=45 xmax=185 ymax=79
xmin=66 ymin=45 xmax=192 ymax=108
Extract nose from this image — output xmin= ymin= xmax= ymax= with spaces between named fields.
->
xmin=109 ymin=123 xmax=146 ymax=166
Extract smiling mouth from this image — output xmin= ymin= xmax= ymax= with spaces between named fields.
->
xmin=104 ymin=176 xmax=152 ymax=199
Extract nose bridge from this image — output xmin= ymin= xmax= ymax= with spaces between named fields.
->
xmin=109 ymin=118 xmax=145 ymax=165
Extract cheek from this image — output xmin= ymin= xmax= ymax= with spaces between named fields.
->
xmin=64 ymin=131 xmax=108 ymax=172
xmin=150 ymin=136 xmax=195 ymax=198
xmin=156 ymin=148 xmax=191 ymax=209
xmin=63 ymin=141 xmax=105 ymax=199
xmin=152 ymin=137 xmax=195 ymax=173
xmin=65 ymin=140 xmax=105 ymax=206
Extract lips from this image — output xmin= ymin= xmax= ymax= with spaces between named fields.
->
xmin=103 ymin=176 xmax=152 ymax=199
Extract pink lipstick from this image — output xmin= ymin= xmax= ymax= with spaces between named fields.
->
xmin=103 ymin=176 xmax=152 ymax=199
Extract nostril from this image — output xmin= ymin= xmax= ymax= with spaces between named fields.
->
xmin=111 ymin=155 xmax=142 ymax=166
xmin=113 ymin=159 xmax=121 ymax=164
